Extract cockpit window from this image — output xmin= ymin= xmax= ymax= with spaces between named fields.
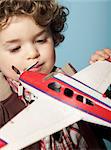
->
xmin=76 ymin=95 xmax=83 ymax=102
xmin=48 ymin=82 xmax=61 ymax=92
xmin=104 ymin=84 xmax=111 ymax=99
xmin=76 ymin=95 xmax=94 ymax=106
xmin=64 ymin=88 xmax=74 ymax=97
xmin=86 ymin=98 xmax=94 ymax=106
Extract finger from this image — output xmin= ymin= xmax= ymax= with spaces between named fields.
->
xmin=91 ymin=53 xmax=106 ymax=61
xmin=89 ymin=60 xmax=95 ymax=64
xmin=103 ymin=48 xmax=111 ymax=56
xmin=95 ymin=50 xmax=109 ymax=59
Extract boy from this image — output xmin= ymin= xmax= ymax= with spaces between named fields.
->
xmin=0 ymin=0 xmax=104 ymax=149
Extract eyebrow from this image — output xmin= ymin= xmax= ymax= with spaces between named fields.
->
xmin=33 ymin=29 xmax=47 ymax=40
xmin=3 ymin=29 xmax=47 ymax=45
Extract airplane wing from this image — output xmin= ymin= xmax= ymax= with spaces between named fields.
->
xmin=0 ymin=93 xmax=82 ymax=150
xmin=1 ymin=60 xmax=111 ymax=149
xmin=72 ymin=60 xmax=111 ymax=94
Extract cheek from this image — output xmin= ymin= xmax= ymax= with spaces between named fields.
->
xmin=0 ymin=67 xmax=19 ymax=80
xmin=43 ymin=39 xmax=55 ymax=60
xmin=47 ymin=49 xmax=56 ymax=70
xmin=0 ymin=59 xmax=10 ymax=72
xmin=46 ymin=48 xmax=55 ymax=61
xmin=0 ymin=57 xmax=20 ymax=80
xmin=0 ymin=57 xmax=13 ymax=70
xmin=50 ymin=49 xmax=56 ymax=64
xmin=0 ymin=53 xmax=13 ymax=69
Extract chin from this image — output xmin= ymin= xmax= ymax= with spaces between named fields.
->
xmin=39 ymin=67 xmax=52 ymax=74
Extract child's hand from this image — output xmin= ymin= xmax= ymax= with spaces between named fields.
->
xmin=0 ymin=72 xmax=12 ymax=101
xmin=89 ymin=48 xmax=111 ymax=64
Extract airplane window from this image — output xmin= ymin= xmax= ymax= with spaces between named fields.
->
xmin=76 ymin=95 xmax=83 ymax=102
xmin=64 ymin=88 xmax=73 ymax=98
xmin=48 ymin=82 xmax=61 ymax=92
xmin=86 ymin=98 xmax=94 ymax=106
xmin=104 ymin=84 xmax=111 ymax=99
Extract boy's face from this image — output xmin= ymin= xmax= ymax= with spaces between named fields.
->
xmin=0 ymin=16 xmax=55 ymax=80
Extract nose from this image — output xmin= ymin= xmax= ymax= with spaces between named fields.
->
xmin=27 ymin=45 xmax=40 ymax=60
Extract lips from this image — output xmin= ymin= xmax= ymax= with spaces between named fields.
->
xmin=27 ymin=62 xmax=43 ymax=72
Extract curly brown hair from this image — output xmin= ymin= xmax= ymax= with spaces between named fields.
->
xmin=0 ymin=0 xmax=69 ymax=47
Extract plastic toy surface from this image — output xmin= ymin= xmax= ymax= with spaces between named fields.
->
xmin=0 ymin=61 xmax=111 ymax=150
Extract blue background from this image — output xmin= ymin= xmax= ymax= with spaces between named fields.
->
xmin=56 ymin=0 xmax=111 ymax=149
xmin=56 ymin=0 xmax=111 ymax=71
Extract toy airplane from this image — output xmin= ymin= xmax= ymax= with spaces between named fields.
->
xmin=0 ymin=60 xmax=111 ymax=150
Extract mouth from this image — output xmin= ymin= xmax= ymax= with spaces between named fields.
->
xmin=27 ymin=62 xmax=43 ymax=72
xmin=26 ymin=62 xmax=39 ymax=71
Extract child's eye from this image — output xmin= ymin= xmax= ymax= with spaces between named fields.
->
xmin=35 ymin=38 xmax=47 ymax=44
xmin=10 ymin=46 xmax=21 ymax=53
